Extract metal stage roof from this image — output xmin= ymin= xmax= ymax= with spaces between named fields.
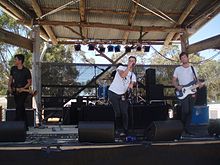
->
xmin=0 ymin=0 xmax=220 ymax=45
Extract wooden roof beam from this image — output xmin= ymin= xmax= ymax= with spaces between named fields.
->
xmin=64 ymin=26 xmax=85 ymax=39
xmin=0 ymin=0 xmax=25 ymax=20
xmin=31 ymin=0 xmax=58 ymax=45
xmin=0 ymin=1 xmax=49 ymax=41
xmin=123 ymin=0 xmax=140 ymax=42
xmin=56 ymin=40 xmax=179 ymax=45
xmin=36 ymin=20 xmax=186 ymax=33
xmin=79 ymin=0 xmax=87 ymax=40
xmin=0 ymin=27 xmax=33 ymax=51
xmin=164 ymin=0 xmax=199 ymax=46
xmin=40 ymin=7 xmax=186 ymax=17
xmin=187 ymin=34 xmax=220 ymax=54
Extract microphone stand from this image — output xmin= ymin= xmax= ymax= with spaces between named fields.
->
xmin=127 ymin=88 xmax=134 ymax=135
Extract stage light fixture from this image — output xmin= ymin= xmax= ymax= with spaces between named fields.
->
xmin=88 ymin=44 xmax=95 ymax=51
xmin=99 ymin=45 xmax=106 ymax=53
xmin=114 ymin=45 xmax=121 ymax=52
xmin=74 ymin=44 xmax=81 ymax=51
xmin=136 ymin=45 xmax=142 ymax=51
xmin=107 ymin=45 xmax=114 ymax=52
xmin=125 ymin=46 xmax=131 ymax=53
xmin=143 ymin=46 xmax=150 ymax=52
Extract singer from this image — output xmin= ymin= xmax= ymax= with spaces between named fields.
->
xmin=108 ymin=56 xmax=137 ymax=136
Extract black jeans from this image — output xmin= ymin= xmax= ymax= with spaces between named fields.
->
xmin=180 ymin=94 xmax=196 ymax=132
xmin=108 ymin=90 xmax=128 ymax=132
xmin=14 ymin=92 xmax=29 ymax=128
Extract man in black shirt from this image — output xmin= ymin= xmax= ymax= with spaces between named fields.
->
xmin=8 ymin=54 xmax=32 ymax=130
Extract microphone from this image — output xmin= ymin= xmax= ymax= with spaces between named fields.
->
xmin=132 ymin=63 xmax=135 ymax=67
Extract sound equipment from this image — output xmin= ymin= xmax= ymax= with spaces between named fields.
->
xmin=43 ymin=97 xmax=64 ymax=108
xmin=145 ymin=68 xmax=156 ymax=85
xmin=145 ymin=120 xmax=183 ymax=141
xmin=146 ymin=84 xmax=164 ymax=101
xmin=0 ymin=121 xmax=26 ymax=142
xmin=6 ymin=109 xmax=35 ymax=126
xmin=63 ymin=102 xmax=86 ymax=125
xmin=191 ymin=106 xmax=209 ymax=125
xmin=129 ymin=104 xmax=168 ymax=129
xmin=208 ymin=119 xmax=220 ymax=136
xmin=78 ymin=121 xmax=114 ymax=143
xmin=80 ymin=105 xmax=114 ymax=121
xmin=7 ymin=95 xmax=32 ymax=109
xmin=195 ymin=86 xmax=207 ymax=106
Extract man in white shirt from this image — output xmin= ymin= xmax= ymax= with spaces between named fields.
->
xmin=108 ymin=56 xmax=137 ymax=136
xmin=172 ymin=52 xmax=202 ymax=135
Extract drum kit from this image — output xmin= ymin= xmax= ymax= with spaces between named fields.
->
xmin=96 ymin=76 xmax=146 ymax=105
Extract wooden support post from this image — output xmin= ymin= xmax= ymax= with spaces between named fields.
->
xmin=180 ymin=32 xmax=189 ymax=53
xmin=32 ymin=25 xmax=42 ymax=125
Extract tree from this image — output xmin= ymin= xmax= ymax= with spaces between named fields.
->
xmin=0 ymin=11 xmax=30 ymax=95
xmin=149 ymin=45 xmax=220 ymax=102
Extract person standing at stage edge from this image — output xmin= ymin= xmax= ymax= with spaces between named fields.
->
xmin=108 ymin=56 xmax=137 ymax=136
xmin=172 ymin=52 xmax=203 ymax=135
xmin=8 ymin=54 xmax=32 ymax=130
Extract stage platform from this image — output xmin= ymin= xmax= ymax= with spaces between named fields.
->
xmin=0 ymin=125 xmax=220 ymax=165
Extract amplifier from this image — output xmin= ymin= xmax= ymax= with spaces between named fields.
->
xmin=6 ymin=109 xmax=35 ymax=126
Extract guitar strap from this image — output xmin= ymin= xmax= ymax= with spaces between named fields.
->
xmin=191 ymin=66 xmax=197 ymax=82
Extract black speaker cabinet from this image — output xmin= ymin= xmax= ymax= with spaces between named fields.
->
xmin=78 ymin=121 xmax=114 ymax=143
xmin=146 ymin=84 xmax=164 ymax=101
xmin=6 ymin=109 xmax=35 ymax=126
xmin=208 ymin=119 xmax=220 ymax=136
xmin=145 ymin=120 xmax=183 ymax=141
xmin=80 ymin=105 xmax=114 ymax=121
xmin=195 ymin=86 xmax=207 ymax=106
xmin=7 ymin=95 xmax=32 ymax=109
xmin=0 ymin=121 xmax=26 ymax=142
xmin=145 ymin=68 xmax=156 ymax=85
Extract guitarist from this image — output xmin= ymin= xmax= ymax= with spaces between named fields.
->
xmin=108 ymin=56 xmax=137 ymax=137
xmin=172 ymin=52 xmax=203 ymax=135
xmin=8 ymin=54 xmax=32 ymax=130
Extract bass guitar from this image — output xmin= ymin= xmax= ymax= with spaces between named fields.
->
xmin=175 ymin=81 xmax=205 ymax=100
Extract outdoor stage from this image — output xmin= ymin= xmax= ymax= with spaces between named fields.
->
xmin=0 ymin=125 xmax=220 ymax=165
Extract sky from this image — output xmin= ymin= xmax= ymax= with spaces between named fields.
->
xmin=189 ymin=13 xmax=220 ymax=59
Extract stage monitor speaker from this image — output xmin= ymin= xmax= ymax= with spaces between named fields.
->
xmin=145 ymin=68 xmax=156 ymax=85
xmin=78 ymin=121 xmax=114 ymax=143
xmin=6 ymin=109 xmax=35 ymax=126
xmin=145 ymin=120 xmax=183 ymax=141
xmin=0 ymin=121 xmax=26 ymax=142
xmin=208 ymin=119 xmax=220 ymax=136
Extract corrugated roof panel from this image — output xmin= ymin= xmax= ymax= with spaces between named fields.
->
xmin=87 ymin=12 xmax=128 ymax=25
xmin=87 ymin=28 xmax=124 ymax=40
xmin=53 ymin=26 xmax=81 ymax=39
xmin=9 ymin=0 xmax=220 ymax=44
xmin=46 ymin=10 xmax=80 ymax=22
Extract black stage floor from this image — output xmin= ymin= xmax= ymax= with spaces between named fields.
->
xmin=0 ymin=125 xmax=220 ymax=165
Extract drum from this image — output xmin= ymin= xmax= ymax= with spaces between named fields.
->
xmin=98 ymin=85 xmax=109 ymax=99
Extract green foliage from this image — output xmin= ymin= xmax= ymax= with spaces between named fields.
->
xmin=149 ymin=45 xmax=220 ymax=102
xmin=42 ymin=45 xmax=73 ymax=62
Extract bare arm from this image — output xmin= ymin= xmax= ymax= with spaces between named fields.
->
xmin=23 ymin=79 xmax=32 ymax=89
xmin=118 ymin=62 xmax=134 ymax=78
xmin=172 ymin=76 xmax=182 ymax=91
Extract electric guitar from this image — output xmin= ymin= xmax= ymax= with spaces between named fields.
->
xmin=10 ymin=87 xmax=37 ymax=97
xmin=175 ymin=81 xmax=205 ymax=100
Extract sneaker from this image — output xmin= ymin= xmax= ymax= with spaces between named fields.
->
xmin=119 ymin=132 xmax=126 ymax=137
